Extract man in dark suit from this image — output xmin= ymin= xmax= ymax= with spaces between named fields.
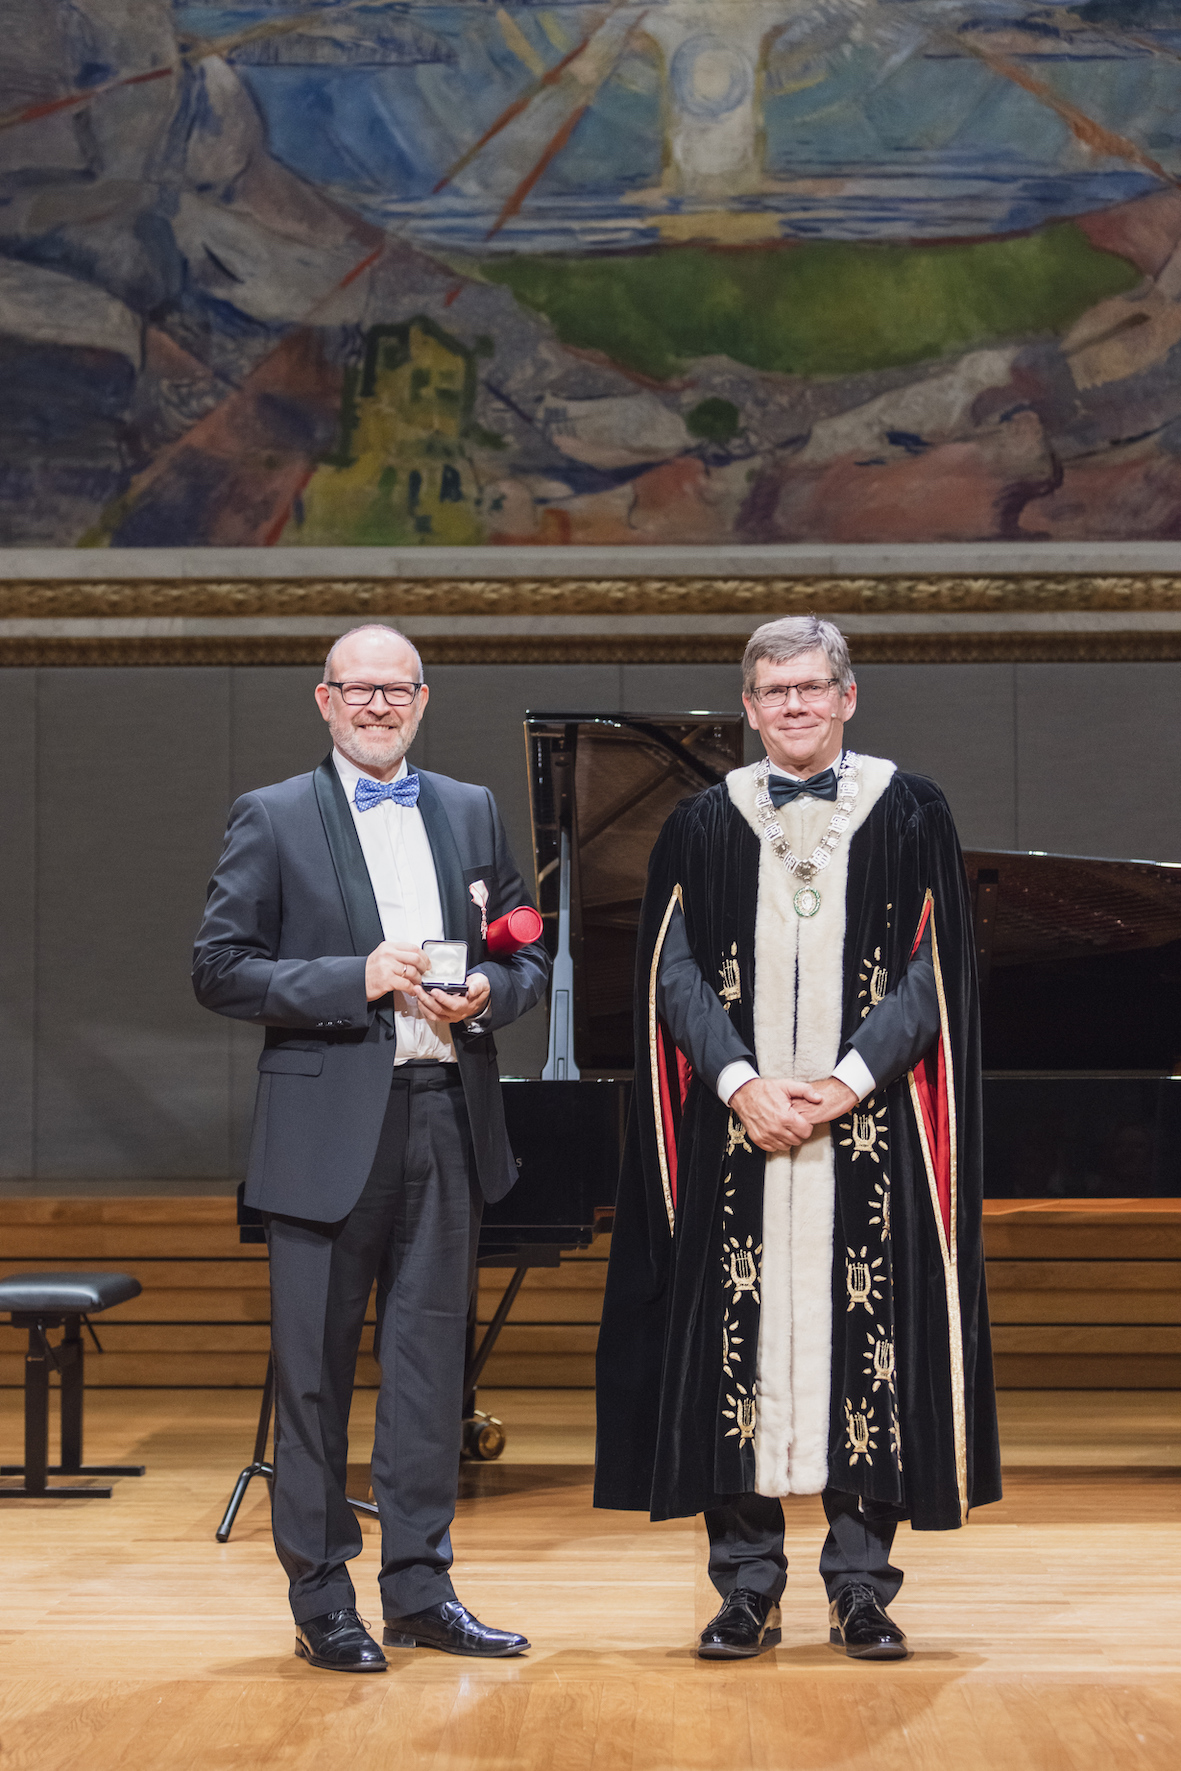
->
xmin=193 ymin=624 xmax=550 ymax=1672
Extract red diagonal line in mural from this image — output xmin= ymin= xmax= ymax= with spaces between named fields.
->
xmin=431 ymin=2 xmax=626 ymax=195
xmin=486 ymin=11 xmax=649 ymax=239
xmin=0 ymin=65 xmax=176 ymax=131
xmin=954 ymin=33 xmax=1180 ymax=190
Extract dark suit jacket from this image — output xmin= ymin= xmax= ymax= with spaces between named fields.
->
xmin=192 ymin=756 xmax=550 ymax=1221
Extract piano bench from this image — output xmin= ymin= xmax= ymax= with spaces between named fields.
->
xmin=0 ymin=1272 xmax=146 ymax=1498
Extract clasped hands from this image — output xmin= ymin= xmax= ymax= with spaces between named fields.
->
xmin=730 ymin=1074 xmax=858 ymax=1154
xmin=364 ymin=941 xmax=491 ymax=1024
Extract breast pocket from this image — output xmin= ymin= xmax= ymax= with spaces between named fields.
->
xmin=463 ymin=864 xmax=495 ymax=938
xmin=258 ymin=1048 xmax=324 ymax=1076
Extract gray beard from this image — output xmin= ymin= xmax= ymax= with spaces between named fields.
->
xmin=330 ymin=717 xmax=417 ymax=775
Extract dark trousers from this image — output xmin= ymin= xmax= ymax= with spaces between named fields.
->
xmin=705 ymin=1488 xmax=904 ymax=1607
xmin=265 ymin=1062 xmax=482 ymax=1624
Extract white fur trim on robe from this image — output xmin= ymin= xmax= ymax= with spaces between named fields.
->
xmin=726 ymin=755 xmax=896 ymax=1496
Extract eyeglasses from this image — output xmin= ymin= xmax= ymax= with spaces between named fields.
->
xmin=749 ymin=677 xmax=839 ymax=708
xmin=327 ymin=680 xmax=424 ymax=707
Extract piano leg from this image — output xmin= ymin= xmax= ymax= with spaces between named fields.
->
xmin=461 ymin=1267 xmax=528 ymax=1461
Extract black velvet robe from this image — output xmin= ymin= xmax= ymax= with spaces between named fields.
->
xmin=594 ymin=769 xmax=1002 ymax=1531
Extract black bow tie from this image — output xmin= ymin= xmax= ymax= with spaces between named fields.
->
xmin=768 ymin=767 xmax=839 ymax=807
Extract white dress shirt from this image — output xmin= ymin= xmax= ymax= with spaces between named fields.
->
xmin=714 ymin=752 xmax=876 ymax=1107
xmin=333 ymin=750 xmax=455 ymax=1064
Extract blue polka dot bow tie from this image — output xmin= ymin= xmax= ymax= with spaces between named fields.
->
xmin=768 ymin=767 xmax=838 ymax=807
xmin=354 ymin=773 xmax=420 ymax=812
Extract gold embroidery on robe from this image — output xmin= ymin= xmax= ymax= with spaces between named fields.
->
xmin=718 ymin=942 xmax=741 ymax=1011
xmin=844 ymin=1396 xmax=877 ymax=1466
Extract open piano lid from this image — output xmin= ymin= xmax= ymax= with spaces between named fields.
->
xmin=965 ymin=848 xmax=1181 ymax=969
xmin=965 ymin=848 xmax=1181 ymax=1075
xmin=526 ymin=713 xmax=746 ymax=1075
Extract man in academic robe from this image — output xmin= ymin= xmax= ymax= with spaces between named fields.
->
xmin=193 ymin=624 xmax=549 ymax=1671
xmin=595 ymin=615 xmax=1001 ymax=1660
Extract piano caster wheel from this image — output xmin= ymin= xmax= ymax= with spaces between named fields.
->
xmin=462 ymin=1413 xmax=506 ymax=1462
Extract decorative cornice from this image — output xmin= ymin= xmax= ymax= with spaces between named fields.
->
xmin=4 ymin=631 xmax=1180 ymax=667
xmin=2 ymin=574 xmax=1181 ymax=619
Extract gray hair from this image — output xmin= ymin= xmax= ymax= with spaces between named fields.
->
xmin=741 ymin=615 xmax=854 ymax=697
xmin=323 ymin=624 xmax=423 ymax=683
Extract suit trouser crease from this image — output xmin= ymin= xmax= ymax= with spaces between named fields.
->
xmin=267 ymin=1068 xmax=481 ymax=1623
xmin=704 ymin=1487 xmax=904 ymax=1606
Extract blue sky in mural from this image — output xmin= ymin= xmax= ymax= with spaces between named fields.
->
xmin=170 ymin=2 xmax=1181 ymax=251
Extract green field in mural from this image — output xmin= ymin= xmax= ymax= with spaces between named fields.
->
xmin=480 ymin=228 xmax=1142 ymax=381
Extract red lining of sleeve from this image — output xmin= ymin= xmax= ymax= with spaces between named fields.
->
xmin=909 ymin=897 xmax=951 ymax=1242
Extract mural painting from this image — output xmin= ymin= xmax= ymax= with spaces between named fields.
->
xmin=4 ymin=1 xmax=1181 ymax=548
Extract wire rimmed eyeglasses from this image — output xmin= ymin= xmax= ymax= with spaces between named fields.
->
xmin=327 ymin=680 xmax=424 ymax=707
xmin=749 ymin=677 xmax=840 ymax=708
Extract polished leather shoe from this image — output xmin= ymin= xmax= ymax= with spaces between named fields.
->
xmin=698 ymin=1588 xmax=782 ymax=1660
xmin=828 ymin=1582 xmax=909 ymax=1660
xmin=294 ymin=1609 xmax=387 ymax=1672
xmin=383 ymin=1600 xmax=529 ymax=1657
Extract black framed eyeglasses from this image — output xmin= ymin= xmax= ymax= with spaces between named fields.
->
xmin=750 ymin=677 xmax=839 ymax=708
xmin=327 ymin=680 xmax=424 ymax=707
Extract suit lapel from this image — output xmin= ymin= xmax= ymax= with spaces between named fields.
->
xmin=313 ymin=756 xmax=386 ymax=954
xmin=313 ymin=756 xmax=394 ymax=1028
xmin=413 ymin=768 xmax=467 ymax=941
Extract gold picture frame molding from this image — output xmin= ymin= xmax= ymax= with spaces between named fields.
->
xmin=1 ymin=633 xmax=1179 ymax=667
xmin=1 ymin=574 xmax=1179 ymax=665
xmin=2 ymin=574 xmax=1181 ymax=618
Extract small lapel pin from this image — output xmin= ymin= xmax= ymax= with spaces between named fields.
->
xmin=469 ymin=879 xmax=489 ymax=941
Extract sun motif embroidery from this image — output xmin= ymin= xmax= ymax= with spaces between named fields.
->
xmin=864 ymin=1332 xmax=895 ymax=1394
xmin=868 ymin=1177 xmax=891 ymax=1242
xmin=722 ymin=1174 xmax=735 ymax=1219
xmin=722 ymin=1307 xmax=745 ymax=1378
xmin=722 ymin=1235 xmax=762 ymax=1304
xmin=844 ymin=1396 xmax=877 ymax=1466
xmin=858 ymin=946 xmax=888 ymax=1020
xmin=723 ymin=1384 xmax=756 ymax=1444
xmin=726 ymin=1114 xmax=753 ymax=1157
xmin=889 ymin=1410 xmax=903 ymax=1468
xmin=838 ymin=1100 xmax=888 ymax=1164
xmin=846 ymin=1246 xmax=884 ymax=1314
xmin=718 ymin=943 xmax=741 ymax=1012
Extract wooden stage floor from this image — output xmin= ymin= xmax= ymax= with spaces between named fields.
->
xmin=2 ymin=1389 xmax=1179 ymax=1771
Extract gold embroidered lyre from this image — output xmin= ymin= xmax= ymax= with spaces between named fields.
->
xmin=872 ymin=1338 xmax=895 ymax=1385
xmin=846 ymin=1402 xmax=871 ymax=1456
xmin=846 ymin=1256 xmax=872 ymax=1307
xmin=729 ymin=1247 xmax=758 ymax=1293
xmin=850 ymin=1112 xmax=879 ymax=1156
xmin=868 ymin=962 xmax=888 ymax=1004
xmin=735 ymin=1396 xmax=756 ymax=1441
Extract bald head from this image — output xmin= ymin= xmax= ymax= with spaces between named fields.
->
xmin=314 ymin=625 xmax=429 ymax=782
xmin=324 ymin=624 xmax=423 ymax=685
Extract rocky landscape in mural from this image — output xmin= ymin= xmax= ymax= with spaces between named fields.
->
xmin=4 ymin=1 xmax=1181 ymax=546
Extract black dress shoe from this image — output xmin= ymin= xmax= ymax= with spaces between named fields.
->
xmin=294 ymin=1609 xmax=387 ymax=1672
xmin=698 ymin=1588 xmax=782 ymax=1660
xmin=828 ymin=1582 xmax=909 ymax=1660
xmin=383 ymin=1600 xmax=529 ymax=1657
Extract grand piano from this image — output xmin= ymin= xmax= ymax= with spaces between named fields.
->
xmin=966 ymin=849 xmax=1181 ymax=1197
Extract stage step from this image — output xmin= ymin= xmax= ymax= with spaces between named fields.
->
xmin=1 ymin=1198 xmax=1177 ymax=1389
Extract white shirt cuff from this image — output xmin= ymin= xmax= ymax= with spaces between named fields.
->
xmin=832 ymin=1048 xmax=877 ymax=1103
xmin=716 ymin=1060 xmax=759 ymax=1106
